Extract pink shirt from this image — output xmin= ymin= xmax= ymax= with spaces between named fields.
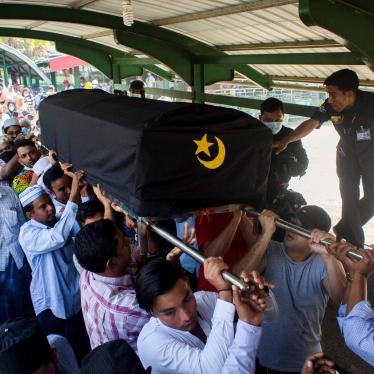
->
xmin=80 ymin=262 xmax=150 ymax=351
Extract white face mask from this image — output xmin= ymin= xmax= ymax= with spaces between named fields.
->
xmin=263 ymin=121 xmax=283 ymax=135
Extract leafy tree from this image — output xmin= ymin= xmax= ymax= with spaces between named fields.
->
xmin=0 ymin=37 xmax=55 ymax=60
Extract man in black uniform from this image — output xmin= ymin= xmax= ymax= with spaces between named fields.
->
xmin=259 ymin=98 xmax=309 ymax=218
xmin=273 ymin=69 xmax=374 ymax=247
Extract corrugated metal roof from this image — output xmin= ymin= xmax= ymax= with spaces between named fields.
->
xmin=0 ymin=0 xmax=371 ymax=86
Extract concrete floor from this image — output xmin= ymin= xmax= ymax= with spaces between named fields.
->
xmin=321 ymin=276 xmax=374 ymax=374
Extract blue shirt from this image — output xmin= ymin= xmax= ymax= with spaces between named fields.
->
xmin=19 ymin=201 xmax=81 ymax=319
xmin=257 ymin=241 xmax=328 ymax=372
xmin=337 ymin=301 xmax=374 ymax=366
xmin=175 ymin=216 xmax=200 ymax=274
xmin=0 ymin=186 xmax=26 ymax=271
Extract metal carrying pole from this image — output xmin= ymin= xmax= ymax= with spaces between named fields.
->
xmin=245 ymin=209 xmax=365 ymax=261
xmin=142 ymin=218 xmax=248 ymax=290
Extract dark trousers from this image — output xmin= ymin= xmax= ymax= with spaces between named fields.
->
xmin=336 ymin=146 xmax=374 ymax=247
xmin=37 ymin=308 xmax=90 ymax=363
xmin=0 ymin=257 xmax=34 ymax=324
xmin=256 ymin=360 xmax=300 ymax=374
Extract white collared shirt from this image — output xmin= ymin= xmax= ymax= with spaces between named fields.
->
xmin=19 ymin=201 xmax=81 ymax=319
xmin=138 ymin=291 xmax=261 ymax=374
xmin=337 ymin=301 xmax=374 ymax=366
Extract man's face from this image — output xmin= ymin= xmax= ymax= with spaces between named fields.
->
xmin=109 ymin=229 xmax=131 ymax=274
xmin=29 ymin=195 xmax=56 ymax=223
xmin=17 ymin=145 xmax=40 ymax=167
xmin=259 ymin=109 xmax=284 ymax=123
xmin=152 ymin=278 xmax=197 ymax=331
xmin=5 ymin=125 xmax=22 ymax=140
xmin=50 ymin=175 xmax=72 ymax=204
xmin=326 ymin=85 xmax=355 ymax=112
xmin=284 ymin=217 xmax=310 ymax=251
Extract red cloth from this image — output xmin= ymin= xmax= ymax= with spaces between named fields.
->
xmin=196 ymin=212 xmax=247 ymax=291
xmin=49 ymin=55 xmax=88 ymax=72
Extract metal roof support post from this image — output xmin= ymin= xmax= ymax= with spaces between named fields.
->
xmin=192 ymin=64 xmax=205 ymax=104
xmin=112 ymin=63 xmax=121 ymax=85
xmin=50 ymin=72 xmax=57 ymax=90
xmin=1 ymin=50 xmax=9 ymax=86
xmin=28 ymin=65 xmax=33 ymax=87
xmin=73 ymin=66 xmax=80 ymax=88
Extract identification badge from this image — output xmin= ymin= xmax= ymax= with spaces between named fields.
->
xmin=356 ymin=126 xmax=371 ymax=142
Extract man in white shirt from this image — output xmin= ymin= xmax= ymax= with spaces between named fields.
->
xmin=136 ymin=257 xmax=267 ymax=374
xmin=18 ymin=171 xmax=90 ymax=361
xmin=332 ymin=242 xmax=374 ymax=366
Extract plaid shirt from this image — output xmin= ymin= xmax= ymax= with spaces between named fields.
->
xmin=80 ymin=260 xmax=150 ymax=351
xmin=0 ymin=186 xmax=25 ymax=271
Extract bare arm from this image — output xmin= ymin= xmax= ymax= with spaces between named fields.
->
xmin=93 ymin=184 xmax=115 ymax=222
xmin=273 ymin=119 xmax=320 ymax=154
xmin=309 ymin=230 xmax=347 ymax=305
xmin=331 ymin=242 xmax=374 ymax=313
xmin=239 ymin=214 xmax=257 ymax=248
xmin=321 ymin=255 xmax=347 ymax=305
xmin=0 ymin=153 xmax=21 ymax=179
xmin=201 ymin=211 xmax=242 ymax=257
xmin=232 ymin=210 xmax=277 ymax=275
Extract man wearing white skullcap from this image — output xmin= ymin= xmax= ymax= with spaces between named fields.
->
xmin=18 ymin=171 xmax=90 ymax=361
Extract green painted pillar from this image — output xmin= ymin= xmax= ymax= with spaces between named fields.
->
xmin=51 ymin=72 xmax=57 ymax=89
xmin=192 ymin=64 xmax=205 ymax=104
xmin=112 ymin=63 xmax=121 ymax=84
xmin=73 ymin=66 xmax=80 ymax=88
xmin=28 ymin=65 xmax=33 ymax=87
xmin=1 ymin=51 xmax=9 ymax=86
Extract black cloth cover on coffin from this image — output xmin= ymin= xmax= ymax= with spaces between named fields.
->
xmin=39 ymin=89 xmax=272 ymax=218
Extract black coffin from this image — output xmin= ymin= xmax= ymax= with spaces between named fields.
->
xmin=39 ymin=89 xmax=272 ymax=217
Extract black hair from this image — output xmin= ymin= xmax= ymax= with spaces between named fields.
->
xmin=135 ymin=258 xmax=186 ymax=313
xmin=77 ymin=199 xmax=105 ymax=225
xmin=74 ymin=219 xmax=118 ymax=273
xmin=260 ymin=97 xmax=284 ymax=115
xmin=23 ymin=204 xmax=34 ymax=214
xmin=129 ymin=80 xmax=145 ymax=90
xmin=324 ymin=69 xmax=359 ymax=92
xmin=42 ymin=164 xmax=65 ymax=191
xmin=81 ymin=339 xmax=146 ymax=374
xmin=14 ymin=138 xmax=35 ymax=150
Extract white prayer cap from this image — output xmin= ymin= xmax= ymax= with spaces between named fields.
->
xmin=19 ymin=185 xmax=47 ymax=208
xmin=33 ymin=156 xmax=52 ymax=177
xmin=3 ymin=118 xmax=20 ymax=131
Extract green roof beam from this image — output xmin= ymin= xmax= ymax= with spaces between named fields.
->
xmin=193 ymin=52 xmax=364 ymax=65
xmin=299 ymin=0 xmax=374 ymax=69
xmin=112 ymin=57 xmax=159 ymax=65
xmin=0 ymin=27 xmax=173 ymax=81
xmin=0 ymin=3 xmax=272 ymax=89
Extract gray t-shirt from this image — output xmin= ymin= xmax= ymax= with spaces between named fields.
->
xmin=257 ymin=241 xmax=328 ymax=372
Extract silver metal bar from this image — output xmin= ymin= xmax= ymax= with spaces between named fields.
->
xmin=142 ymin=218 xmax=247 ymax=290
xmin=247 ymin=209 xmax=365 ymax=261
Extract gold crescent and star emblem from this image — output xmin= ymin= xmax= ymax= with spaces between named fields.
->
xmin=193 ymin=133 xmax=226 ymax=169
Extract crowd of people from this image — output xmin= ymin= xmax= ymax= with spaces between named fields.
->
xmin=0 ymin=69 xmax=373 ymax=374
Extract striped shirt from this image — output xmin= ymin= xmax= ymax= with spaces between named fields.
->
xmin=337 ymin=301 xmax=374 ymax=365
xmin=80 ymin=260 xmax=150 ymax=351
xmin=0 ymin=186 xmax=25 ymax=271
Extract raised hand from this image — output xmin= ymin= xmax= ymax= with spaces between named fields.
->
xmin=309 ymin=229 xmax=336 ymax=256
xmin=301 ymin=352 xmax=335 ymax=374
